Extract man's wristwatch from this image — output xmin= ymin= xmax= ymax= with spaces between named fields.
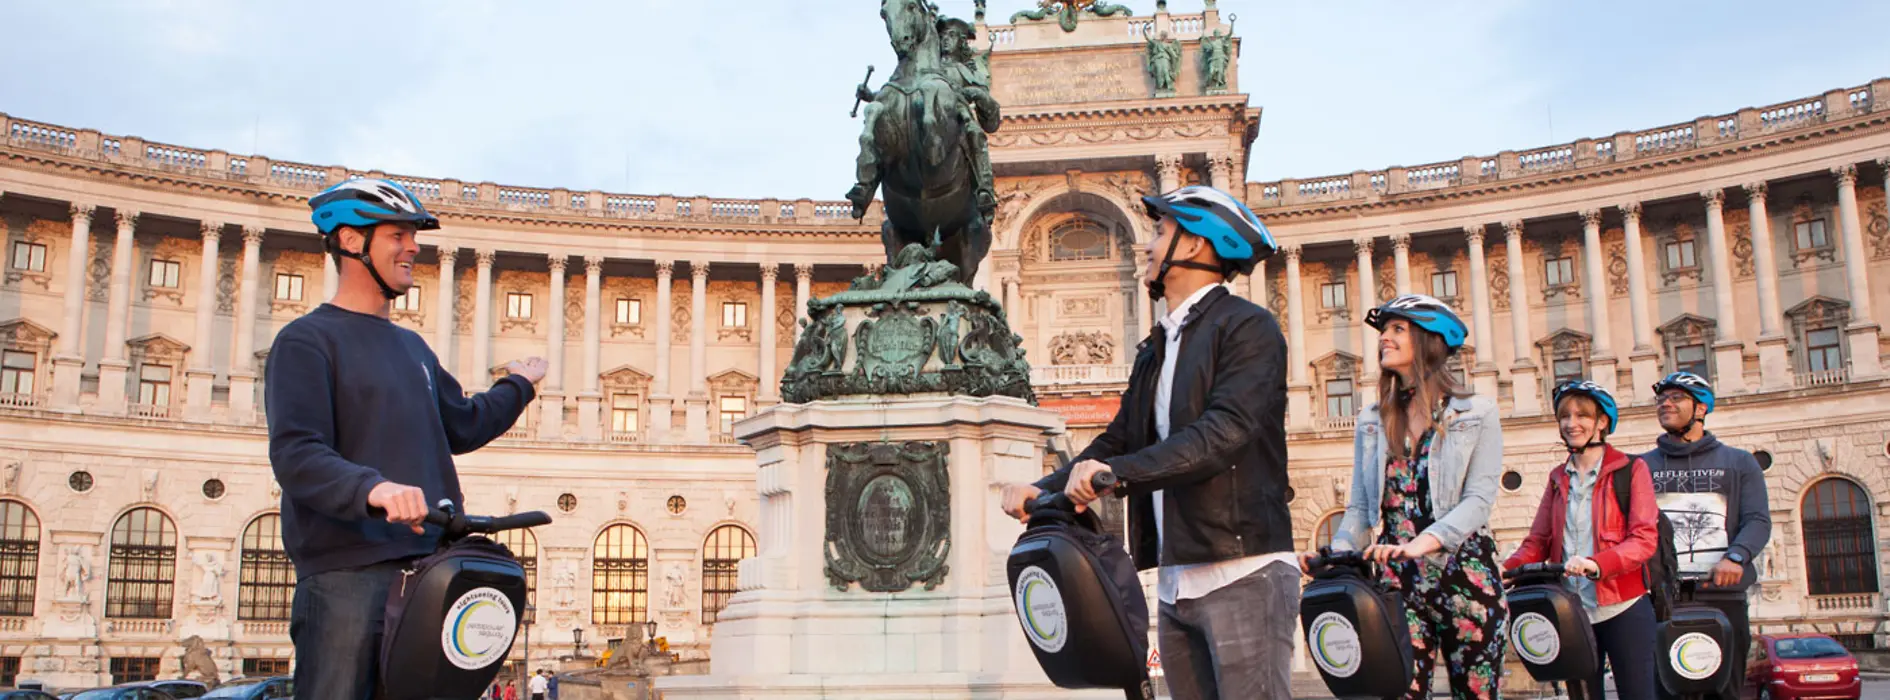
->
xmin=1725 ymin=551 xmax=1746 ymax=564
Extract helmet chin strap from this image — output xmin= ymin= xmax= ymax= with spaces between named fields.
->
xmin=335 ymin=227 xmax=403 ymax=301
xmin=1664 ymin=415 xmax=1703 ymax=440
xmin=1564 ymin=435 xmax=1607 ymax=455
xmin=1145 ymin=230 xmax=1223 ymax=302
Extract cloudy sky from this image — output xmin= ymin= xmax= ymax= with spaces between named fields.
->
xmin=3 ymin=1 xmax=1885 ymax=200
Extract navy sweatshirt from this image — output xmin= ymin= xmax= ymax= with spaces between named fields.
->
xmin=1642 ymin=431 xmax=1772 ymax=594
xmin=265 ymin=304 xmax=535 ymax=578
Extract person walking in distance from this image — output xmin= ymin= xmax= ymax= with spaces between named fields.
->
xmin=528 ymin=668 xmax=549 ymax=700
xmin=997 ymin=186 xmax=1293 ymax=700
xmin=267 ymin=178 xmax=545 ymax=699
xmin=1306 ymin=294 xmax=1510 ymax=700
xmin=1643 ymin=372 xmax=1770 ymax=700
xmin=1506 ymin=381 xmax=1662 ymax=700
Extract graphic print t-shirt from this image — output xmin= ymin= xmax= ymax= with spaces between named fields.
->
xmin=1651 ymin=467 xmax=1730 ymax=575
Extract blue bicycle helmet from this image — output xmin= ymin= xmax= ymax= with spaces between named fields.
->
xmin=1651 ymin=371 xmax=1715 ymax=414
xmin=1141 ymin=185 xmax=1279 ymax=276
xmin=1365 ymin=294 xmax=1469 ymax=351
xmin=1552 ymin=380 xmax=1619 ymax=436
xmin=309 ymin=178 xmax=439 ymax=299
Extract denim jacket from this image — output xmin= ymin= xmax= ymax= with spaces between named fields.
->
xmin=1330 ymin=394 xmax=1505 ymax=553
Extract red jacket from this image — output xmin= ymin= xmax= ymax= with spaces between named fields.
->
xmin=1503 ymin=445 xmax=1660 ymax=607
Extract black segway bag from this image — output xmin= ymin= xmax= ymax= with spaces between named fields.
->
xmin=1504 ymin=568 xmax=1598 ymax=683
xmin=380 ymin=536 xmax=529 ymax=700
xmin=1006 ymin=494 xmax=1150 ymax=695
xmin=1656 ymin=603 xmax=1734 ymax=696
xmin=1300 ymin=551 xmax=1413 ymax=700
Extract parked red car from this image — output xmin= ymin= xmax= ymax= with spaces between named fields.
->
xmin=1745 ymin=633 xmax=1862 ymax=700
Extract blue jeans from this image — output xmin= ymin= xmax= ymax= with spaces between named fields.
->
xmin=1589 ymin=596 xmax=1658 ymax=700
xmin=1156 ymin=560 xmax=1301 ymax=700
xmin=290 ymin=560 xmax=406 ymax=700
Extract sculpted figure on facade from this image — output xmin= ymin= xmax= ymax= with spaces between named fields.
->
xmin=59 ymin=545 xmax=92 ymax=603
xmin=938 ymin=18 xmax=999 ymax=219
xmin=552 ymin=560 xmax=578 ymax=608
xmin=190 ymin=550 xmax=225 ymax=604
xmin=1144 ymin=31 xmax=1182 ymax=97
xmin=664 ymin=562 xmax=688 ymax=609
xmin=1201 ymin=22 xmax=1235 ymax=93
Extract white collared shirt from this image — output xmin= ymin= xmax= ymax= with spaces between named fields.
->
xmin=1150 ymin=283 xmax=1297 ymax=604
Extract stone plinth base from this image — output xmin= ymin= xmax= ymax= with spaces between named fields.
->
xmin=1471 ymin=365 xmax=1500 ymax=404
xmin=1628 ymin=348 xmax=1661 ymax=404
xmin=50 ymin=355 xmax=85 ymax=410
xmin=1509 ymin=363 xmax=1542 ymax=416
xmin=1589 ymin=354 xmax=1618 ymax=397
xmin=1756 ymin=335 xmax=1794 ymax=391
xmin=657 ymin=395 xmax=1111 ymax=699
xmin=96 ymin=359 xmax=129 ymax=415
xmin=1713 ymin=340 xmax=1748 ymax=393
xmin=1847 ymin=323 xmax=1883 ymax=378
xmin=1287 ymin=384 xmax=1313 ymax=431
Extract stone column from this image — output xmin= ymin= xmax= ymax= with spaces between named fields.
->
xmin=323 ymin=254 xmax=338 ymax=303
xmin=1580 ymin=209 xmax=1618 ymax=394
xmin=1464 ymin=226 xmax=1500 ymax=399
xmin=1834 ymin=165 xmax=1883 ymax=377
xmin=1504 ymin=221 xmax=1542 ymax=416
xmin=95 ymin=210 xmax=139 ymax=413
xmin=1354 ymin=238 xmax=1379 ymax=385
xmin=1620 ymin=204 xmax=1660 ymax=402
xmin=470 ymin=249 xmax=495 ymax=391
xmin=792 ymin=263 xmax=813 ymax=343
xmin=540 ymin=256 xmax=568 ymax=439
xmin=1002 ymin=277 xmax=1022 ymax=326
xmin=759 ymin=264 xmax=780 ymax=404
xmin=228 ymin=226 xmax=265 ymax=421
xmin=1207 ymin=154 xmax=1233 ymax=190
xmin=1390 ymin=234 xmax=1412 ymax=295
xmin=1744 ymin=183 xmax=1792 ymax=390
xmin=433 ymin=248 xmax=458 ymax=375
xmin=685 ymin=260 xmax=711 ymax=442
xmin=1702 ymin=189 xmax=1747 ymax=392
xmin=51 ymin=204 xmax=95 ymax=409
xmin=1155 ymin=154 xmax=1182 ymax=193
xmin=1283 ymin=245 xmax=1312 ymax=430
xmin=1247 ymin=258 xmax=1268 ymax=306
xmin=185 ymin=221 xmax=222 ymax=421
xmin=651 ymin=261 xmax=675 ymax=438
xmin=577 ymin=256 xmax=605 ymax=440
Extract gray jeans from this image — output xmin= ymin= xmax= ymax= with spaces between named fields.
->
xmin=1157 ymin=560 xmax=1300 ymax=700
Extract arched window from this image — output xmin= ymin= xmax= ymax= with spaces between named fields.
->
xmin=701 ymin=525 xmax=756 ymax=624
xmin=238 ymin=514 xmax=293 ymax=621
xmin=493 ymin=527 xmax=537 ymax=623
xmin=0 ymin=500 xmax=40 ymax=616
xmin=1312 ymin=511 xmax=1343 ymax=552
xmin=1049 ymin=218 xmax=1110 ymax=261
xmin=1802 ymin=478 xmax=1879 ymax=596
xmin=592 ymin=524 xmax=649 ymax=625
xmin=106 ymin=508 xmax=177 ymax=619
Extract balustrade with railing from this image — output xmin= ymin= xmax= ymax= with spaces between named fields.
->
xmin=128 ymin=403 xmax=174 ymax=419
xmin=1405 ymin=163 xmax=1459 ymax=189
xmin=270 ymin=162 xmax=327 ymax=188
xmin=1635 ymin=125 xmax=1695 ymax=153
xmin=393 ymin=177 xmax=442 ymax=200
xmin=1811 ymin=593 xmax=1880 ymax=612
xmin=1029 ymin=364 xmax=1132 ymax=385
xmin=1316 ymin=416 xmax=1356 ymax=432
xmin=1796 ymin=367 xmax=1852 ymax=388
xmin=0 ymin=393 xmax=41 ymax=409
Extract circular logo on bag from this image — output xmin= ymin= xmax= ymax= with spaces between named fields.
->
xmin=441 ymin=587 xmax=517 ymax=670
xmin=1669 ymin=632 xmax=1724 ymax=681
xmin=1511 ymin=613 xmax=1562 ymax=665
xmin=1013 ymin=566 xmax=1067 ymax=653
xmin=1309 ymin=612 xmax=1362 ymax=678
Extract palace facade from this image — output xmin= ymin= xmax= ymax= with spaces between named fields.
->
xmin=0 ymin=3 xmax=1888 ymax=688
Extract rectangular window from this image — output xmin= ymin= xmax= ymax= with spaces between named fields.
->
xmin=1430 ymin=271 xmax=1458 ymax=299
xmin=148 ymin=259 xmax=181 ymax=289
xmin=722 ymin=301 xmax=748 ymax=328
xmin=242 ymin=658 xmax=293 ymax=678
xmin=1665 ymin=240 xmax=1697 ymax=270
xmin=393 ymin=285 xmax=422 ymax=311
xmin=616 ymin=298 xmax=641 ymax=325
xmin=1324 ymin=379 xmax=1354 ymax=419
xmin=1319 ymin=282 xmax=1347 ymax=310
xmin=611 ymin=394 xmax=640 ymax=433
xmin=1552 ymin=358 xmax=1585 ymax=385
xmin=137 ymin=364 xmax=172 ymax=406
xmin=718 ymin=396 xmax=747 ymax=434
xmin=0 ymin=351 xmax=33 ymax=397
xmin=1675 ymin=343 xmax=1709 ymax=378
xmin=1544 ymin=257 xmax=1575 ymax=287
xmin=9 ymin=242 xmax=45 ymax=272
xmin=506 ymin=292 xmax=533 ymax=319
xmin=110 ymin=657 xmax=161 ymax=684
xmin=0 ymin=656 xmax=14 ymax=688
xmin=1807 ymin=328 xmax=1844 ymax=373
xmin=1796 ymin=219 xmax=1829 ymax=250
xmin=273 ymin=273 xmax=303 ymax=301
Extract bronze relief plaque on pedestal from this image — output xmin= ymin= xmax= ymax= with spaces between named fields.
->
xmin=823 ymin=441 xmax=951 ymax=593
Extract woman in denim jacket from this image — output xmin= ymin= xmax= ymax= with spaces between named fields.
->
xmin=1303 ymin=294 xmax=1509 ymax=699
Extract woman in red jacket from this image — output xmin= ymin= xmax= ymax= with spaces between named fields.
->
xmin=1505 ymin=381 xmax=1661 ymax=700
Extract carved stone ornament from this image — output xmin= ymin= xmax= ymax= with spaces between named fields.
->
xmin=1606 ymin=240 xmax=1629 ymax=296
xmin=1488 ymin=254 xmax=1510 ymax=311
xmin=1050 ymin=330 xmax=1115 ymax=365
xmin=216 ymin=257 xmax=238 ymax=315
xmin=1376 ymin=267 xmax=1396 ymax=305
xmin=1862 ymin=186 xmax=1889 ymax=259
xmin=86 ymin=240 xmax=111 ymax=302
xmin=782 ymin=244 xmax=1034 ymax=404
xmin=823 ymin=440 xmax=951 ymax=593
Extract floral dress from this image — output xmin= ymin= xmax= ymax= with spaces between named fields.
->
xmin=1375 ymin=426 xmax=1508 ymax=700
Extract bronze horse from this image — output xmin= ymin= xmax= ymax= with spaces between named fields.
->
xmin=846 ymin=0 xmax=993 ymax=285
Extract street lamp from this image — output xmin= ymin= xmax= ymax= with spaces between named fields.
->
xmin=644 ymin=619 xmax=659 ymax=654
xmin=521 ymin=603 xmax=536 ymax=691
xmin=573 ymin=627 xmax=586 ymax=659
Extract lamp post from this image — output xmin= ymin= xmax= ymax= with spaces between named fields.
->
xmin=644 ymin=619 xmax=659 ymax=655
xmin=573 ymin=627 xmax=585 ymax=659
xmin=520 ymin=603 xmax=535 ymax=691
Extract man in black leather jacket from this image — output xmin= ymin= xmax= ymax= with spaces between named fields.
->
xmin=1000 ymin=186 xmax=1293 ymax=700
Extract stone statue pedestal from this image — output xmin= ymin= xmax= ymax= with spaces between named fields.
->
xmin=31 ymin=599 xmax=108 ymax=688
xmin=656 ymin=395 xmax=1116 ymax=699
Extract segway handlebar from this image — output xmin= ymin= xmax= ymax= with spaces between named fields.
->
xmin=1503 ymin=561 xmax=1600 ymax=582
xmin=1029 ymin=471 xmax=1119 ymax=514
xmin=370 ymin=500 xmax=553 ymax=540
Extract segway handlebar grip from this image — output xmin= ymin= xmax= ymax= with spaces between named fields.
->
xmin=478 ymin=511 xmax=553 ymax=532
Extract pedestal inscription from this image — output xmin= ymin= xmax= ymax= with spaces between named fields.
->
xmin=823 ymin=441 xmax=951 ymax=593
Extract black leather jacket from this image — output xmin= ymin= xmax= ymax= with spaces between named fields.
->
xmin=1035 ymin=286 xmax=1292 ymax=570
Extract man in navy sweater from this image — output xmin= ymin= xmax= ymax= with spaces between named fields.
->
xmin=267 ymin=178 xmax=544 ymax=698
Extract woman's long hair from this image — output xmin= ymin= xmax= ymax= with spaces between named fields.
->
xmin=1378 ymin=323 xmax=1472 ymax=460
